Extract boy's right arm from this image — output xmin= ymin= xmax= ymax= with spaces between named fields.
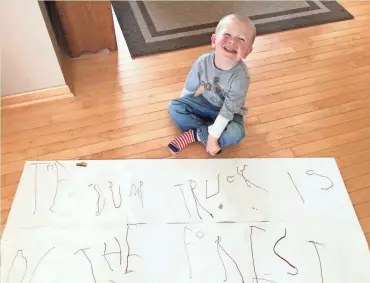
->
xmin=181 ymin=61 xmax=201 ymax=97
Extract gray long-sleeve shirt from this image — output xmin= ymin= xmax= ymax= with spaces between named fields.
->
xmin=181 ymin=52 xmax=250 ymax=122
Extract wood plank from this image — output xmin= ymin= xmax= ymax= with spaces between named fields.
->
xmin=2 ymin=117 xmax=171 ymax=154
xmin=291 ymin=31 xmax=370 ymax=51
xmin=351 ymin=55 xmax=370 ymax=67
xmin=234 ymin=130 xmax=360 ymax=158
xmin=255 ymin=84 xmax=370 ymax=122
xmin=257 ymin=149 xmax=295 ymax=158
xmin=79 ymin=51 xmax=220 ymax=79
xmin=303 ymin=137 xmax=370 ymax=159
xmin=354 ymin=201 xmax=370 ymax=219
xmin=248 ymin=64 xmax=370 ymax=98
xmin=246 ymin=42 xmax=370 ymax=69
xmin=51 ymin=101 xmax=169 ymax=124
xmin=337 ymin=148 xmax=370 ymax=168
xmin=13 ymin=101 xmax=169 ymax=133
xmin=81 ymin=90 xmax=179 ymax=110
xmin=1 ymin=210 xmax=9 ymax=226
xmin=328 ymin=17 xmax=370 ymax=32
xmin=117 ymin=67 xmax=190 ymax=86
xmin=248 ymin=71 xmax=370 ymax=108
xmin=341 ymin=2 xmax=370 ymax=8
xmin=74 ymin=82 xmax=184 ymax=105
xmin=249 ymin=61 xmax=356 ymax=91
xmin=118 ymin=74 xmax=188 ymax=93
xmin=1 ymin=171 xmax=22 ymax=187
xmin=1 ymin=184 xmax=18 ymax=199
xmin=346 ymin=4 xmax=370 ymax=13
xmin=292 ymin=126 xmax=370 ymax=156
xmin=256 ymin=114 xmax=370 ymax=150
xmin=81 ymin=136 xmax=172 ymax=160
xmin=251 ymin=24 xmax=337 ymax=44
xmin=350 ymin=187 xmax=370 ymax=206
xmin=127 ymin=147 xmax=173 ymax=159
xmin=1 ymin=196 xmax=13 ymax=212
xmin=345 ymin=173 xmax=370 ymax=192
xmin=2 ymin=116 xmax=51 ymax=135
xmin=1 ymin=100 xmax=85 ymax=121
xmin=341 ymin=160 xmax=370 ymax=180
xmin=118 ymin=60 xmax=195 ymax=79
xmin=360 ymin=216 xmax=370 ymax=233
xmin=2 ymin=110 xmax=170 ymax=145
xmin=309 ymin=26 xmax=370 ymax=42
xmin=252 ymin=98 xmax=370 ymax=135
xmin=252 ymin=49 xmax=370 ymax=82
xmin=1 ymin=119 xmax=174 ymax=163
xmin=245 ymin=47 xmax=297 ymax=61
xmin=350 ymin=8 xmax=370 ymax=17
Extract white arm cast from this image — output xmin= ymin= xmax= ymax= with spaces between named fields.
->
xmin=208 ymin=115 xmax=230 ymax=139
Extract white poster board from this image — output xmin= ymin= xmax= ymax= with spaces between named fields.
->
xmin=1 ymin=158 xmax=369 ymax=283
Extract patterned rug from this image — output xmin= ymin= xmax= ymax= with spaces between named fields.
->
xmin=111 ymin=1 xmax=354 ymax=57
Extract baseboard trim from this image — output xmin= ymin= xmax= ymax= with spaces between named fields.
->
xmin=1 ymin=85 xmax=74 ymax=109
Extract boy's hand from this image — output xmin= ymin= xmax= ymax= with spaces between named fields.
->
xmin=206 ymin=135 xmax=221 ymax=156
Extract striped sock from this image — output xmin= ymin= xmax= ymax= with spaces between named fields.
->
xmin=168 ymin=129 xmax=198 ymax=153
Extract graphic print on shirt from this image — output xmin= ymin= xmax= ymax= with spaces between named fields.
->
xmin=201 ymin=76 xmax=227 ymax=99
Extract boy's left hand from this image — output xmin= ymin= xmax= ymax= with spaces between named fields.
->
xmin=206 ymin=135 xmax=221 ymax=156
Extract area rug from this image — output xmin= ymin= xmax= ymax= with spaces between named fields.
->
xmin=111 ymin=1 xmax=354 ymax=57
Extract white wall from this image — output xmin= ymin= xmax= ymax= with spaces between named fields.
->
xmin=1 ymin=0 xmax=66 ymax=96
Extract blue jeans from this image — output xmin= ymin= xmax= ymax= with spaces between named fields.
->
xmin=168 ymin=95 xmax=245 ymax=147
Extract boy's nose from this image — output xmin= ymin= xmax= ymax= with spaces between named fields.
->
xmin=228 ymin=37 xmax=237 ymax=46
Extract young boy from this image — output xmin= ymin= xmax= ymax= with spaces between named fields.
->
xmin=168 ymin=14 xmax=256 ymax=156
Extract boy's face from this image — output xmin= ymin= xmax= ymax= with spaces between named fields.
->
xmin=211 ymin=18 xmax=253 ymax=62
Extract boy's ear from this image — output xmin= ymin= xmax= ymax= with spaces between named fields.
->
xmin=211 ymin=33 xmax=216 ymax=48
xmin=243 ymin=46 xmax=253 ymax=59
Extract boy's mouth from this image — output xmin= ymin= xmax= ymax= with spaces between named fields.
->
xmin=223 ymin=46 xmax=237 ymax=54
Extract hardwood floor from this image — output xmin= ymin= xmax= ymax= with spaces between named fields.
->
xmin=1 ymin=2 xmax=370 ymax=246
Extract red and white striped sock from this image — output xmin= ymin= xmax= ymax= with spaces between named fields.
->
xmin=168 ymin=129 xmax=198 ymax=153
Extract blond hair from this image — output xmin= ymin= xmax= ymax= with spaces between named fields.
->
xmin=215 ymin=14 xmax=256 ymax=46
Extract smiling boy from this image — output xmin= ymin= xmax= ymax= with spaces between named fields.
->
xmin=168 ymin=14 xmax=256 ymax=155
